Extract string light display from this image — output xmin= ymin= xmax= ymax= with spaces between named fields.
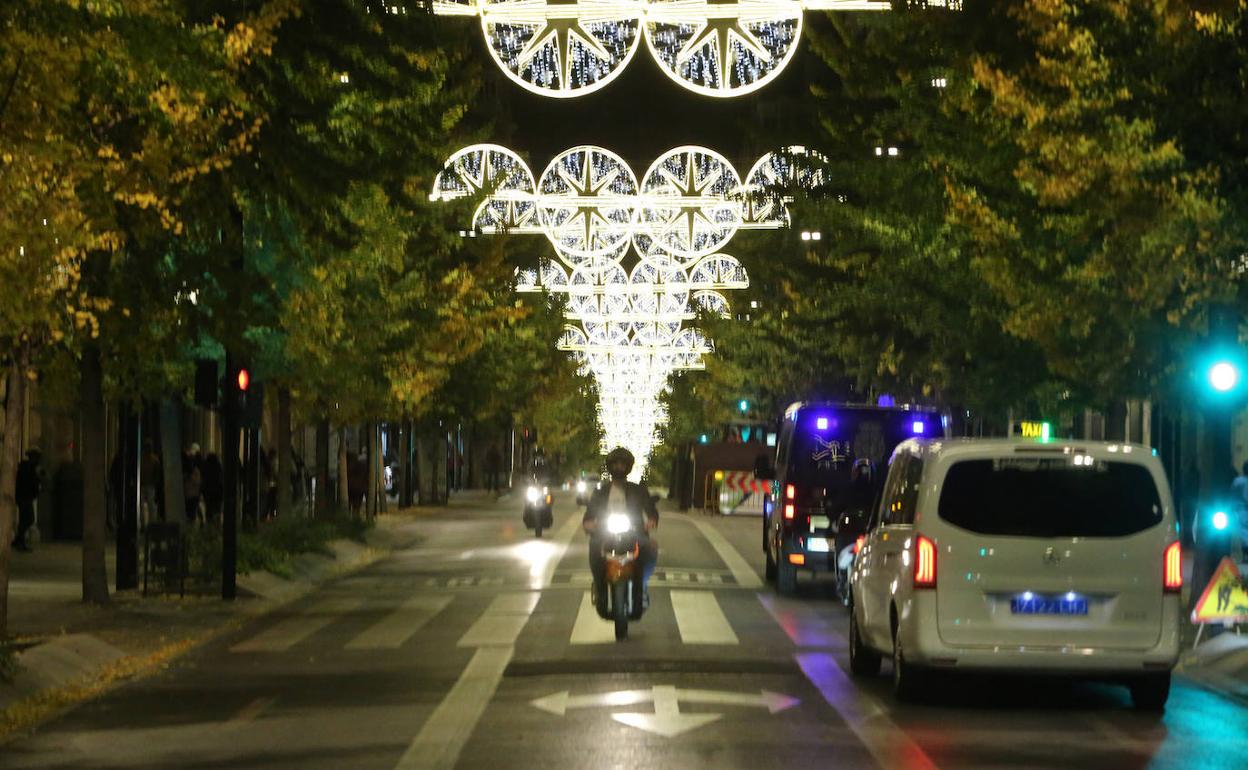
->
xmin=435 ymin=143 xmax=824 ymax=475
xmin=431 ymin=0 xmax=961 ymax=98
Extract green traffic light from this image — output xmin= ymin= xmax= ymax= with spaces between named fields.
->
xmin=1212 ymin=510 xmax=1229 ymax=531
xmin=1208 ymin=361 xmax=1239 ymax=393
xmin=738 ymin=399 xmax=749 ymax=413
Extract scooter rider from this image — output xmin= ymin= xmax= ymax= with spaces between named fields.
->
xmin=582 ymin=447 xmax=659 ymax=613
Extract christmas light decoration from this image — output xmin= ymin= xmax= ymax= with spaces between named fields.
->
xmin=434 ymin=143 xmax=827 ymax=475
xmin=431 ymin=0 xmax=961 ymax=98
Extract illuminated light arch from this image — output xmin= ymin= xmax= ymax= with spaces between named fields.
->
xmin=430 ymin=144 xmax=538 ymax=233
xmin=687 ymin=253 xmax=749 ymax=290
xmin=638 ymin=146 xmax=742 ymax=261
xmin=740 ymin=145 xmax=829 ymax=227
xmin=431 ymin=0 xmax=939 ymax=98
xmin=644 ymin=0 xmax=804 ymax=98
xmin=538 ymin=145 xmax=639 ymax=262
xmin=691 ymin=289 xmax=731 ymax=316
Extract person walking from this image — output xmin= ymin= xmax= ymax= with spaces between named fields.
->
xmin=201 ymin=452 xmax=224 ymax=524
xmin=183 ymin=443 xmax=203 ymax=524
xmin=12 ymin=448 xmax=42 ymax=551
xmin=139 ymin=441 xmax=162 ymax=526
xmin=484 ymin=444 xmax=501 ymax=494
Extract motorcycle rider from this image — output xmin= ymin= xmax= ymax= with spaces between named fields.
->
xmin=582 ymin=447 xmax=659 ymax=617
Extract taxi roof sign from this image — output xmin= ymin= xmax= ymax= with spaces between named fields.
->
xmin=1020 ymin=421 xmax=1051 ymax=441
xmin=1191 ymin=557 xmax=1248 ymax=624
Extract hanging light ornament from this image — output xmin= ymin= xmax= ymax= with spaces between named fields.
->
xmin=432 ymin=0 xmax=960 ymax=98
xmin=433 ymin=143 xmax=829 ymax=475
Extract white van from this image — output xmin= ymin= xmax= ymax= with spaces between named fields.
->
xmin=849 ymin=439 xmax=1182 ymax=709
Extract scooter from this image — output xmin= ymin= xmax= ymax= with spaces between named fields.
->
xmin=523 ymin=484 xmax=553 ymax=537
xmin=594 ymin=512 xmax=646 ymax=640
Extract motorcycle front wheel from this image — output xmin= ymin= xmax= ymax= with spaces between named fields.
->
xmin=612 ymin=581 xmax=629 ymax=640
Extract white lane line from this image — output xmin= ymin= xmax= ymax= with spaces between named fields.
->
xmin=230 ymin=597 xmax=364 ymax=653
xmin=757 ymin=593 xmax=845 ymax=649
xmin=457 ymin=591 xmax=540 ymax=647
xmin=671 ymin=590 xmax=738 ymax=645
xmin=570 ymin=591 xmax=617 ymax=645
xmin=345 ymin=595 xmax=453 ymax=650
xmin=685 ymin=515 xmax=763 ymax=588
xmin=393 ymin=646 xmax=514 ymax=770
xmin=537 ymin=514 xmax=583 ymax=589
xmin=796 ymin=652 xmax=939 ymax=770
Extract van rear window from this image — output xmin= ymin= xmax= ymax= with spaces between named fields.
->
xmin=937 ymin=458 xmax=1163 ymax=538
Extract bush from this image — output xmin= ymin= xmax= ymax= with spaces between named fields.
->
xmin=238 ymin=515 xmax=371 ymax=579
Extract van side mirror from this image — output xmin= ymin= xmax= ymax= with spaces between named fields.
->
xmin=753 ymin=453 xmax=775 ymax=480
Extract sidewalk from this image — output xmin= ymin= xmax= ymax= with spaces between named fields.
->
xmin=0 ymin=510 xmax=421 ymax=742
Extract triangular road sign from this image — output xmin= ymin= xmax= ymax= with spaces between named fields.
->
xmin=1191 ymin=557 xmax=1248 ymax=624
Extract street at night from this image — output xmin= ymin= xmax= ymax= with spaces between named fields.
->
xmin=3 ymin=495 xmax=1246 ymax=770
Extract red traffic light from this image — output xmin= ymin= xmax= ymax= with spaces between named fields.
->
xmin=237 ymin=369 xmax=250 ymax=392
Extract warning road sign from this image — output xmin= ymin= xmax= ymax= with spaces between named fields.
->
xmin=1191 ymin=557 xmax=1248 ymax=624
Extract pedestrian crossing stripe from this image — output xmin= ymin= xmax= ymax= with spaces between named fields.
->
xmin=1191 ymin=557 xmax=1248 ymax=624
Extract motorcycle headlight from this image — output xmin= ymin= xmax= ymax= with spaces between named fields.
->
xmin=526 ymin=487 xmax=540 ymax=503
xmin=606 ymin=513 xmax=633 ymax=534
xmin=576 ymin=481 xmax=587 ymax=493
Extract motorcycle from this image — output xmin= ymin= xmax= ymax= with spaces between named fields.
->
xmin=594 ymin=512 xmax=646 ymax=640
xmin=523 ymin=484 xmax=553 ymax=537
xmin=574 ymin=478 xmax=592 ymax=506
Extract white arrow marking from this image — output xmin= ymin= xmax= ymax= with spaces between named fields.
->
xmin=529 ymin=685 xmax=800 ymax=735
xmin=613 ymin=685 xmax=723 ymax=737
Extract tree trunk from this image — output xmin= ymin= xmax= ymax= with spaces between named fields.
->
xmin=81 ymin=345 xmax=110 ymax=605
xmin=337 ymin=426 xmax=349 ymax=515
xmin=277 ymin=387 xmax=292 ymax=518
xmin=0 ymin=352 xmax=28 ymax=636
xmin=315 ymin=419 xmax=330 ymax=519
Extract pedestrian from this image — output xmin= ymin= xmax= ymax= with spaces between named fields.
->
xmin=348 ymin=450 xmax=367 ymax=516
xmin=201 ymin=452 xmax=224 ymax=524
xmin=484 ymin=443 xmax=501 ymax=494
xmin=183 ymin=443 xmax=203 ymax=523
xmin=262 ymin=447 xmax=278 ymax=519
xmin=12 ymin=448 xmax=41 ymax=551
xmin=139 ymin=440 xmax=162 ymax=526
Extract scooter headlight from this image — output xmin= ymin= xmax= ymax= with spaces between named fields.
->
xmin=606 ymin=513 xmax=633 ymax=534
xmin=576 ymin=481 xmax=587 ymax=493
xmin=526 ymin=487 xmax=540 ymax=503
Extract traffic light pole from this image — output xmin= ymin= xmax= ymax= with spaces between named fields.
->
xmin=222 ymin=351 xmax=240 ymax=600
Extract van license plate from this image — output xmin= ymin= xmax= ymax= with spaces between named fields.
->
xmin=1010 ymin=596 xmax=1088 ymax=615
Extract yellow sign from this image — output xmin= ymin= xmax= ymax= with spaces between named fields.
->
xmin=1020 ymin=421 xmax=1051 ymax=440
xmin=1191 ymin=557 xmax=1248 ymax=624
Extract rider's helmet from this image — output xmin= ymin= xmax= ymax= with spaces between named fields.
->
xmin=605 ymin=447 xmax=635 ymax=477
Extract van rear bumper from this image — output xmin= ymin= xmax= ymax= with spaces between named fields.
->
xmin=899 ymin=594 xmax=1181 ymax=674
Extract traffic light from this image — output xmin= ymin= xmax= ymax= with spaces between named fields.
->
xmin=738 ymin=399 xmax=750 ymax=414
xmin=1198 ymin=304 xmax=1246 ymax=402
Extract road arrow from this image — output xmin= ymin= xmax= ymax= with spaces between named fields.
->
xmin=529 ymin=685 xmax=800 ymax=736
xmin=612 ymin=685 xmax=722 ymax=737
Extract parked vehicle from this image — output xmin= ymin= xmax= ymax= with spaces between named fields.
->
xmin=849 ymin=438 xmax=1182 ymax=710
xmin=755 ymin=402 xmax=944 ymax=595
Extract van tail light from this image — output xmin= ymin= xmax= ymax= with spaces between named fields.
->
xmin=1163 ymin=541 xmax=1182 ymax=593
xmin=785 ymin=484 xmax=796 ymax=501
xmin=914 ymin=535 xmax=937 ymax=589
xmin=854 ymin=535 xmax=865 ymax=554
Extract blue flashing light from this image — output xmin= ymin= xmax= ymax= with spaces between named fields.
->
xmin=912 ymin=420 xmax=926 ymax=435
xmin=877 ymin=394 xmax=895 ymax=407
xmin=1212 ymin=510 xmax=1230 ymax=531
xmin=816 ymin=416 xmax=829 ymax=431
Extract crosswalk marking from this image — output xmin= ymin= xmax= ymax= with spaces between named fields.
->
xmin=345 ymin=595 xmax=452 ymax=650
xmin=457 ymin=591 xmax=541 ymax=647
xmin=570 ymin=591 xmax=617 ymax=644
xmin=231 ymin=597 xmax=364 ymax=653
xmin=670 ymin=590 xmax=738 ymax=645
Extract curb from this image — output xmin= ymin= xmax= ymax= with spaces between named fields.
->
xmin=0 ymin=518 xmax=416 ymax=745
